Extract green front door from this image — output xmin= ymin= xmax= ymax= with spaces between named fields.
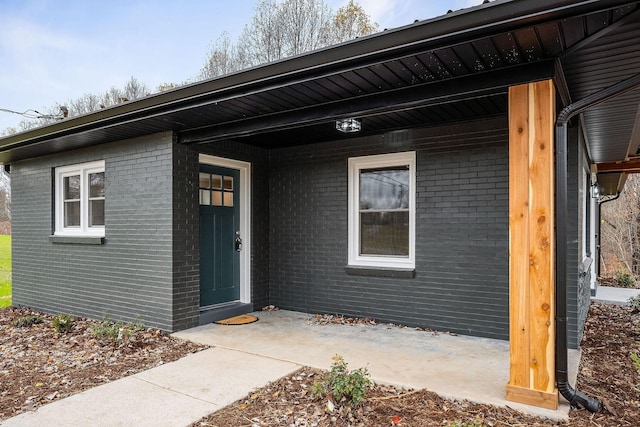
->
xmin=199 ymin=164 xmax=241 ymax=307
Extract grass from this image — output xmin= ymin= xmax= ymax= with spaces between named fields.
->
xmin=0 ymin=235 xmax=11 ymax=308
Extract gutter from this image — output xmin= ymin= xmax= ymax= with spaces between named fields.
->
xmin=555 ymin=72 xmax=640 ymax=411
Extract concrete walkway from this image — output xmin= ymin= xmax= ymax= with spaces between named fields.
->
xmin=1 ymin=347 xmax=299 ymax=427
xmin=2 ymin=310 xmax=578 ymax=426
xmin=592 ymin=285 xmax=640 ymax=305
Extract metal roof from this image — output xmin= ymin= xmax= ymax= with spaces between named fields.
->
xmin=1 ymin=0 xmax=639 ymax=175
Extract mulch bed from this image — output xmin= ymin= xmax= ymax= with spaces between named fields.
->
xmin=1 ymin=302 xmax=638 ymax=426
xmin=0 ymin=307 xmax=207 ymax=421
xmin=194 ymin=302 xmax=640 ymax=427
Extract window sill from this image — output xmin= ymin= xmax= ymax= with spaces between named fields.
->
xmin=49 ymin=235 xmax=105 ymax=245
xmin=344 ymin=265 xmax=415 ymax=278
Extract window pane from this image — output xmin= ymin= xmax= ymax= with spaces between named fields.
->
xmin=199 ymin=173 xmax=210 ymax=189
xmin=360 ymin=211 xmax=409 ymax=256
xmin=224 ymin=192 xmax=233 ymax=207
xmin=89 ymin=200 xmax=105 ymax=226
xmin=223 ymin=176 xmax=233 ymax=190
xmin=64 ymin=175 xmax=81 ymax=200
xmin=64 ymin=201 xmax=81 ymax=227
xmin=212 ymin=191 xmax=223 ymax=206
xmin=89 ymin=172 xmax=105 ymax=198
xmin=359 ymin=167 xmax=409 ymax=210
xmin=212 ymin=175 xmax=223 ymax=190
xmin=199 ymin=189 xmax=210 ymax=205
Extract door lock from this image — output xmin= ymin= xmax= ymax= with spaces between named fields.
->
xmin=235 ymin=231 xmax=243 ymax=252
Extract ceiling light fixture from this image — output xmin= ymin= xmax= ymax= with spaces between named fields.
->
xmin=336 ymin=118 xmax=361 ymax=133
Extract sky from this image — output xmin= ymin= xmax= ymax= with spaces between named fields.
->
xmin=0 ymin=0 xmax=483 ymax=132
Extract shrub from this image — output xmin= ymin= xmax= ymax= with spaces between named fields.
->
xmin=52 ymin=313 xmax=74 ymax=333
xmin=615 ymin=270 xmax=636 ymax=288
xmin=89 ymin=318 xmax=145 ymax=344
xmin=629 ymin=294 xmax=640 ymax=314
xmin=13 ymin=315 xmax=43 ymax=328
xmin=312 ymin=354 xmax=372 ymax=406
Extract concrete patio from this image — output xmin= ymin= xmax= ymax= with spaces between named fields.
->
xmin=174 ymin=309 xmax=578 ymax=420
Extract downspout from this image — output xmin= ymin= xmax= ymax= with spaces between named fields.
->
xmin=555 ymin=72 xmax=640 ymax=411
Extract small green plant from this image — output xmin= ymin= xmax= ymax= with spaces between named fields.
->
xmin=632 ymin=352 xmax=640 ymax=393
xmin=89 ymin=318 xmax=145 ymax=344
xmin=52 ymin=313 xmax=74 ymax=333
xmin=615 ymin=269 xmax=636 ymax=288
xmin=629 ymin=294 xmax=640 ymax=314
xmin=447 ymin=421 xmax=485 ymax=427
xmin=631 ymin=352 xmax=640 ymax=372
xmin=13 ymin=314 xmax=44 ymax=328
xmin=312 ymin=354 xmax=372 ymax=406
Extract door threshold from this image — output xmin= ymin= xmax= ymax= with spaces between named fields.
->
xmin=199 ymin=302 xmax=253 ymax=325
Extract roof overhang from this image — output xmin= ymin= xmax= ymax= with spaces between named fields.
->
xmin=0 ymin=0 xmax=638 ymax=176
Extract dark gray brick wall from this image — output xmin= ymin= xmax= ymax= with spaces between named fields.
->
xmin=12 ymin=132 xmax=188 ymax=331
xmin=171 ymin=141 xmax=200 ymax=330
xmin=198 ymin=140 xmax=270 ymax=310
xmin=268 ymin=118 xmax=511 ymax=340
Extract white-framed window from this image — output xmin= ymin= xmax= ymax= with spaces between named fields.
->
xmin=54 ymin=160 xmax=105 ymax=236
xmin=348 ymin=152 xmax=416 ymax=269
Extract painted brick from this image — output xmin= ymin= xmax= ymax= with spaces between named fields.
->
xmin=12 ymin=132 xmax=194 ymax=331
xmin=268 ymin=118 xmax=511 ymax=340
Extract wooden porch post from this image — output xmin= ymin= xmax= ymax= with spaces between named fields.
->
xmin=506 ymin=80 xmax=558 ymax=410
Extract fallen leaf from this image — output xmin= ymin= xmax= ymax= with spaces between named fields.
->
xmin=326 ymin=399 xmax=335 ymax=412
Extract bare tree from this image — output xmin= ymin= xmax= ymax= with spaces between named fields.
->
xmin=600 ymin=174 xmax=640 ymax=277
xmin=332 ymin=0 xmax=379 ymax=43
xmin=199 ymin=0 xmax=378 ymax=80
xmin=200 ymin=32 xmax=243 ymax=79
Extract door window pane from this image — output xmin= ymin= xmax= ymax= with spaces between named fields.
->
xmin=199 ymin=173 xmax=211 ymax=189
xmin=200 ymin=189 xmax=210 ymax=205
xmin=212 ymin=175 xmax=223 ymax=190
xmin=224 ymin=192 xmax=233 ymax=207
xmin=223 ymin=176 xmax=233 ymax=190
xmin=212 ymin=191 xmax=223 ymax=206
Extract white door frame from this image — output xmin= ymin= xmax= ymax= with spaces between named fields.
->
xmin=199 ymin=154 xmax=251 ymax=304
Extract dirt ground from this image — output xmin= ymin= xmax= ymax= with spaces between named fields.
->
xmin=0 ymin=307 xmax=207 ymax=421
xmin=1 ymin=302 xmax=638 ymax=426
xmin=193 ymin=302 xmax=640 ymax=427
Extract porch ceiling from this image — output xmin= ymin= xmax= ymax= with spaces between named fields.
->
xmin=0 ymin=0 xmax=639 ymax=171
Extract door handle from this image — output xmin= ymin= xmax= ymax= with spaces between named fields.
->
xmin=235 ymin=231 xmax=243 ymax=252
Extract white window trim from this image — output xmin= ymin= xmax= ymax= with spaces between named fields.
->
xmin=348 ymin=152 xmax=416 ymax=269
xmin=54 ymin=160 xmax=105 ymax=237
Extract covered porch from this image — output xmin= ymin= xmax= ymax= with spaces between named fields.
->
xmin=174 ymin=309 xmax=579 ymax=420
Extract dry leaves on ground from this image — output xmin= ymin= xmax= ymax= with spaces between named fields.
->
xmin=0 ymin=307 xmax=207 ymax=421
xmin=195 ymin=302 xmax=640 ymax=427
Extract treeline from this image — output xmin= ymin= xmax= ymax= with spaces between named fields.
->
xmin=0 ymin=0 xmax=376 ymax=136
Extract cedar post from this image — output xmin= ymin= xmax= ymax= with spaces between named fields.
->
xmin=506 ymin=80 xmax=558 ymax=410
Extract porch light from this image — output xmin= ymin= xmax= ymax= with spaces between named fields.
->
xmin=336 ymin=118 xmax=361 ymax=133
